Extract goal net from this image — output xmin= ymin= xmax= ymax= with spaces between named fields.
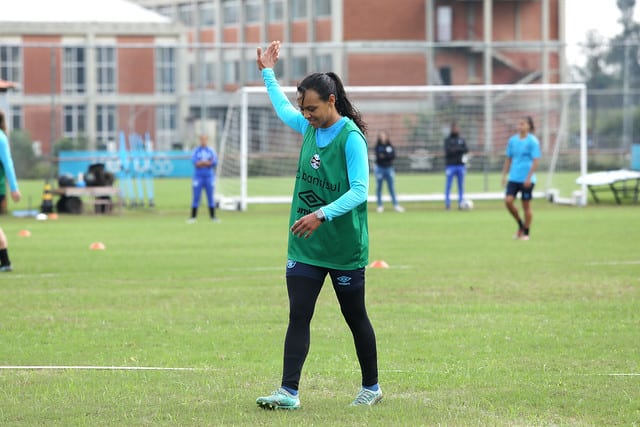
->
xmin=217 ymin=83 xmax=587 ymax=210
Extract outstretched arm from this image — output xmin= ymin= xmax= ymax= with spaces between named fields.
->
xmin=257 ymin=41 xmax=307 ymax=134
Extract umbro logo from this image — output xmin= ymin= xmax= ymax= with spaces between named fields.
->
xmin=336 ymin=276 xmax=352 ymax=286
xmin=298 ymin=190 xmax=326 ymax=208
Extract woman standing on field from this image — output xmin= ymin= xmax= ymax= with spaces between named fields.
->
xmin=254 ymin=41 xmax=382 ymax=410
xmin=0 ymin=110 xmax=21 ymax=271
xmin=501 ymin=116 xmax=541 ymax=240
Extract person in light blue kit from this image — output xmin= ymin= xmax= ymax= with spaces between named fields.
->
xmin=188 ymin=134 xmax=218 ymax=223
xmin=254 ymin=40 xmax=381 ymax=410
xmin=501 ymin=116 xmax=541 ymax=240
xmin=0 ymin=110 xmax=21 ymax=272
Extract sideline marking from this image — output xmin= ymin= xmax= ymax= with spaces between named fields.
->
xmin=2 ymin=366 xmax=637 ymax=377
xmin=585 ymin=260 xmax=640 ymax=266
xmin=0 ymin=366 xmax=203 ymax=371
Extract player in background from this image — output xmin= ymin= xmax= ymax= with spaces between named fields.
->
xmin=443 ymin=122 xmax=469 ymax=210
xmin=188 ymin=134 xmax=218 ymax=223
xmin=374 ymin=131 xmax=404 ymax=213
xmin=255 ymin=40 xmax=382 ymax=409
xmin=501 ymin=116 xmax=541 ymax=240
xmin=0 ymin=110 xmax=21 ymax=272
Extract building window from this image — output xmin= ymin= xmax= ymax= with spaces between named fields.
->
xmin=156 ymin=104 xmax=177 ymax=150
xmin=245 ymin=59 xmax=261 ymax=83
xmin=273 ymin=60 xmax=284 ymax=77
xmin=0 ymin=46 xmax=22 ymax=92
xmin=315 ymin=54 xmax=333 ymax=72
xmin=268 ymin=0 xmax=283 ymax=21
xmin=96 ymin=46 xmax=116 ymax=94
xmin=223 ymin=0 xmax=239 ymax=25
xmin=224 ymin=60 xmax=239 ymax=84
xmin=315 ymin=0 xmax=331 ymax=17
xmin=468 ymin=55 xmax=478 ymax=82
xmin=157 ymin=5 xmax=174 ymax=19
xmin=178 ymin=2 xmax=194 ymax=25
xmin=96 ymin=105 xmax=117 ymax=144
xmin=199 ymin=2 xmax=215 ymax=26
xmin=10 ymin=105 xmax=22 ymax=130
xmin=63 ymin=105 xmax=86 ymax=138
xmin=291 ymin=0 xmax=306 ymax=19
xmin=465 ymin=3 xmax=476 ymax=40
xmin=292 ymin=56 xmax=308 ymax=80
xmin=63 ymin=47 xmax=86 ymax=94
xmin=155 ymin=47 xmax=176 ymax=94
xmin=245 ymin=0 xmax=261 ymax=23
xmin=437 ymin=6 xmax=453 ymax=42
xmin=205 ymin=62 xmax=215 ymax=87
xmin=191 ymin=62 xmax=216 ymax=87
xmin=439 ymin=66 xmax=452 ymax=85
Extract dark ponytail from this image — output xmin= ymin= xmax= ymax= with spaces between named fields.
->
xmin=0 ymin=110 xmax=6 ymax=134
xmin=525 ymin=116 xmax=535 ymax=133
xmin=297 ymin=72 xmax=368 ymax=135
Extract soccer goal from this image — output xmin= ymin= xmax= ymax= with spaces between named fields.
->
xmin=216 ymin=83 xmax=587 ymax=210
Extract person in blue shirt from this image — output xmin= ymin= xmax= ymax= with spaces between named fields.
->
xmin=501 ymin=116 xmax=541 ymax=240
xmin=0 ymin=110 xmax=21 ymax=272
xmin=188 ymin=134 xmax=218 ymax=223
xmin=254 ymin=40 xmax=381 ymax=410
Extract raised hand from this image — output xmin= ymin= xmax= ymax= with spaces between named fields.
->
xmin=257 ymin=40 xmax=281 ymax=71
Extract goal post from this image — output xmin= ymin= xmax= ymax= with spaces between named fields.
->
xmin=216 ymin=83 xmax=587 ymax=210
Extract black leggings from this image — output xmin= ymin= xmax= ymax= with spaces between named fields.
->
xmin=281 ymin=263 xmax=378 ymax=391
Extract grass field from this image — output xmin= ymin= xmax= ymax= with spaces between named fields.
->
xmin=0 ymin=176 xmax=638 ymax=426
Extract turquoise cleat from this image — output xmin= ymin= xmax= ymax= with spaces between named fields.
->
xmin=256 ymin=388 xmax=301 ymax=410
xmin=350 ymin=387 xmax=383 ymax=406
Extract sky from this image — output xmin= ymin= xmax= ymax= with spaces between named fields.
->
xmin=565 ymin=0 xmax=640 ymax=66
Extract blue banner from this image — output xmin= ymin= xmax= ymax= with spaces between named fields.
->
xmin=632 ymin=144 xmax=640 ymax=171
xmin=58 ymin=150 xmax=194 ymax=178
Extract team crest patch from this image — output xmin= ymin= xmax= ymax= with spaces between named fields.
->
xmin=310 ymin=153 xmax=321 ymax=169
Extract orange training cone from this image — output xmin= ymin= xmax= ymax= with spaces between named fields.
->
xmin=89 ymin=242 xmax=106 ymax=250
xmin=18 ymin=229 xmax=31 ymax=237
xmin=369 ymin=260 xmax=389 ymax=269
xmin=48 ymin=213 xmax=59 ymax=220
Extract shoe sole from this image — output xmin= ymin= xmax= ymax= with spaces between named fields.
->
xmin=256 ymin=401 xmax=300 ymax=410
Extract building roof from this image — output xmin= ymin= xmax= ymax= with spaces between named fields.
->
xmin=0 ymin=0 xmax=170 ymax=24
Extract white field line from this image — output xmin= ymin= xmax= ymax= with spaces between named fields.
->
xmin=0 ymin=366 xmax=203 ymax=371
xmin=585 ymin=260 xmax=640 ymax=266
xmin=0 ymin=366 xmax=638 ymax=377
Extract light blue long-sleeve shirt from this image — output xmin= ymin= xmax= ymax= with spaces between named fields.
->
xmin=0 ymin=130 xmax=18 ymax=192
xmin=262 ymin=68 xmax=368 ymax=221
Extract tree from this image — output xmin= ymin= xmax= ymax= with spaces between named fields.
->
xmin=576 ymin=30 xmax=617 ymax=89
xmin=9 ymin=130 xmax=37 ymax=179
xmin=617 ymin=0 xmax=636 ymax=27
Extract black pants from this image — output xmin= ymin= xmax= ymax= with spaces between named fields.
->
xmin=281 ymin=261 xmax=378 ymax=391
